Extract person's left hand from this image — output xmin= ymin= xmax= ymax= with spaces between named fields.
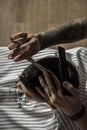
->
xmin=17 ymin=81 xmax=45 ymax=102
xmin=36 ymin=70 xmax=82 ymax=117
xmin=17 ymin=80 xmax=56 ymax=109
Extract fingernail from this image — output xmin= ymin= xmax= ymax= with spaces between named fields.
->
xmin=63 ymin=81 xmax=68 ymax=86
xmin=8 ymin=54 xmax=12 ymax=59
xmin=38 ymin=76 xmax=42 ymax=80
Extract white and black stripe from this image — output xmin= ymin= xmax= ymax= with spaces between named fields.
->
xmin=0 ymin=47 xmax=87 ymax=130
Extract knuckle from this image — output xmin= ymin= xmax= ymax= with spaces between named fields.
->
xmin=22 ymin=44 xmax=30 ymax=52
xmin=68 ymin=84 xmax=73 ymax=91
xmin=50 ymin=95 xmax=57 ymax=104
xmin=14 ymin=58 xmax=18 ymax=62
xmin=33 ymin=36 xmax=39 ymax=43
xmin=27 ymin=33 xmax=32 ymax=38
xmin=33 ymin=36 xmax=37 ymax=41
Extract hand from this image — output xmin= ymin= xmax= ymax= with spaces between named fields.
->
xmin=36 ymin=70 xmax=82 ymax=116
xmin=16 ymin=81 xmax=45 ymax=102
xmin=17 ymin=80 xmax=56 ymax=109
xmin=8 ymin=32 xmax=41 ymax=61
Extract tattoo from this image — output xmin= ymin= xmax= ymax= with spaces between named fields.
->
xmin=39 ymin=18 xmax=87 ymax=49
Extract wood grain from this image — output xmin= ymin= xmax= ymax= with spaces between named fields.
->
xmin=0 ymin=0 xmax=87 ymax=46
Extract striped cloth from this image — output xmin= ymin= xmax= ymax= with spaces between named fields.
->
xmin=0 ymin=47 xmax=87 ymax=130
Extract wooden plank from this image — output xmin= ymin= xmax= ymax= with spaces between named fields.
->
xmin=0 ymin=0 xmax=87 ymax=46
xmin=67 ymin=0 xmax=87 ymax=20
xmin=24 ymin=0 xmax=48 ymax=33
xmin=48 ymin=0 xmax=69 ymax=29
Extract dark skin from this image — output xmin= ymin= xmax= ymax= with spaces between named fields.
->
xmin=8 ymin=18 xmax=87 ymax=130
xmin=17 ymin=69 xmax=87 ymax=130
xmin=17 ymin=69 xmax=82 ymax=116
xmin=8 ymin=33 xmax=41 ymax=61
xmin=8 ymin=18 xmax=87 ymax=61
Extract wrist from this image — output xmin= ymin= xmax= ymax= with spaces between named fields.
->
xmin=34 ymin=32 xmax=46 ymax=50
xmin=34 ymin=29 xmax=59 ymax=49
xmin=68 ymin=104 xmax=86 ymax=121
xmin=75 ymin=108 xmax=87 ymax=130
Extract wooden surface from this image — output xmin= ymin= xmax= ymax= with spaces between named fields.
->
xmin=0 ymin=0 xmax=87 ymax=46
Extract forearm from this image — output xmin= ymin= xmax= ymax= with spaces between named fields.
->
xmin=37 ymin=18 xmax=87 ymax=49
xmin=75 ymin=111 xmax=87 ymax=130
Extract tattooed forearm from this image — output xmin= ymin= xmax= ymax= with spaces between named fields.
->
xmin=37 ymin=18 xmax=87 ymax=49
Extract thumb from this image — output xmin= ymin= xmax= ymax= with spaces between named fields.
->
xmin=63 ymin=81 xmax=78 ymax=95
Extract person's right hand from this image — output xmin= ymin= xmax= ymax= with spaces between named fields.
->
xmin=8 ymin=32 xmax=41 ymax=61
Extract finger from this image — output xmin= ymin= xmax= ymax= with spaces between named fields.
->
xmin=11 ymin=32 xmax=27 ymax=40
xmin=13 ymin=54 xmax=25 ymax=61
xmin=42 ymin=71 xmax=56 ymax=95
xmin=17 ymin=81 xmax=44 ymax=101
xmin=9 ymin=51 xmax=24 ymax=60
xmin=12 ymin=48 xmax=34 ymax=61
xmin=9 ymin=43 xmax=29 ymax=58
xmin=9 ymin=37 xmax=39 ymax=61
xmin=11 ymin=37 xmax=24 ymax=44
xmin=35 ymin=87 xmax=56 ymax=109
xmin=12 ymin=36 xmax=37 ymax=56
xmin=9 ymin=34 xmax=32 ymax=50
xmin=58 ymin=89 xmax=64 ymax=99
xmin=16 ymin=81 xmax=22 ymax=88
xmin=35 ymin=86 xmax=49 ymax=101
xmin=35 ymin=86 xmax=56 ymax=109
xmin=49 ymin=71 xmax=61 ymax=91
xmin=63 ymin=81 xmax=79 ymax=95
xmin=16 ymin=81 xmax=27 ymax=94
xmin=51 ymin=89 xmax=64 ymax=107
xmin=11 ymin=37 xmax=30 ymax=44
xmin=38 ymin=76 xmax=51 ymax=97
xmin=9 ymin=50 xmax=32 ymax=61
xmin=8 ymin=43 xmax=18 ymax=50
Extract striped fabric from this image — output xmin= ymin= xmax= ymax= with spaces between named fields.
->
xmin=0 ymin=47 xmax=87 ymax=130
